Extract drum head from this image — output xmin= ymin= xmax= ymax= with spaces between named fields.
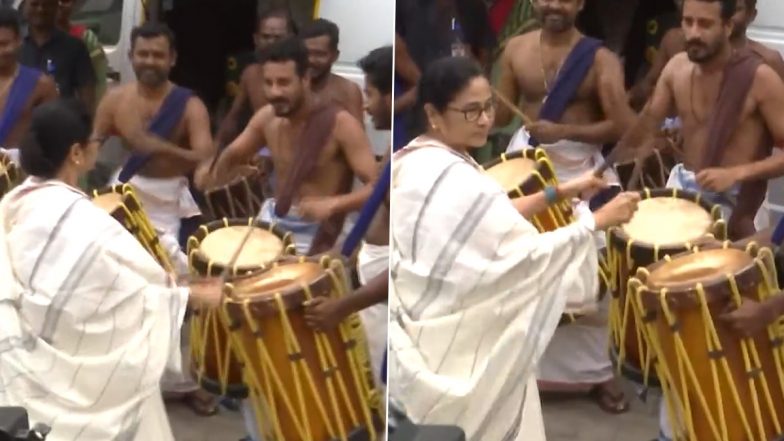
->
xmin=485 ymin=157 xmax=536 ymax=192
xmin=92 ymin=192 xmax=123 ymax=214
xmin=200 ymin=226 xmax=283 ymax=267
xmin=647 ymin=248 xmax=752 ymax=289
xmin=232 ymin=261 xmax=323 ymax=298
xmin=622 ymin=197 xmax=713 ymax=246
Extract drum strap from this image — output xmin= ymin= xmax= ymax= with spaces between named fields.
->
xmin=274 ymin=102 xmax=340 ymax=218
xmin=702 ymin=47 xmax=764 ymax=170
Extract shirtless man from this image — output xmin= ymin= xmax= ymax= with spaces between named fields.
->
xmin=216 ymin=8 xmax=296 ymax=146
xmin=300 ymin=18 xmax=364 ymax=122
xmin=630 ymin=0 xmax=784 ymax=108
xmin=494 ymin=0 xmax=633 ymax=413
xmin=91 ymin=22 xmax=217 ymax=416
xmin=211 ymin=37 xmax=377 ymax=256
xmin=0 ymin=7 xmax=56 ymax=159
xmin=305 ymin=45 xmax=393 ymax=386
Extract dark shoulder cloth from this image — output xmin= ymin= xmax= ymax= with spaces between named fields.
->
xmin=530 ymin=36 xmax=603 ymax=146
xmin=118 ymin=86 xmax=193 ymax=183
xmin=702 ymin=47 xmax=764 ymax=169
xmin=0 ymin=66 xmax=41 ymax=146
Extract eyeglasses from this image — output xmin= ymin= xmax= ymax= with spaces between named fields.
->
xmin=447 ymin=98 xmax=496 ymax=122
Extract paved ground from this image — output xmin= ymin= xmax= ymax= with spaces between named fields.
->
xmin=168 ymin=378 xmax=660 ymax=441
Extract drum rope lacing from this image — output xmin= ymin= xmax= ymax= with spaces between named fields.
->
xmin=607 ymin=188 xmax=727 ymax=389
xmin=631 ymin=243 xmax=784 ymax=441
xmin=216 ymin=257 xmax=381 ymax=441
xmin=188 ymin=218 xmax=295 ymax=398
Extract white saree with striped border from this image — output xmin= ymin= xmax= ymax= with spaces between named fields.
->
xmin=0 ymin=178 xmax=188 ymax=440
xmin=389 ymin=136 xmax=599 ymax=440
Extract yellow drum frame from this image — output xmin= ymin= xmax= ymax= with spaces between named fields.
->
xmin=607 ymin=187 xmax=727 ymax=387
xmin=630 ymin=242 xmax=784 ymax=441
xmin=91 ymin=184 xmax=175 ymax=273
xmin=186 ymin=217 xmax=295 ymax=399
xmin=221 ymin=256 xmax=384 ymax=441
xmin=483 ymin=149 xmax=611 ymax=325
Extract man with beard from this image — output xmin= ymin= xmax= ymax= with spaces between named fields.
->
xmin=212 ymin=37 xmax=377 ymax=256
xmin=300 ymin=18 xmax=364 ymax=122
xmin=91 ymin=22 xmax=218 ymax=416
xmin=210 ymin=36 xmax=377 ymax=441
xmin=494 ymin=0 xmax=634 ymax=414
xmin=216 ymin=7 xmax=297 ymax=147
xmin=0 ymin=7 xmax=56 ymax=160
xmin=20 ymin=0 xmax=94 ymax=111
xmin=305 ymin=45 xmax=393 ymax=387
xmin=611 ymin=1 xmax=784 ymax=435
xmin=630 ymin=0 xmax=784 ymax=108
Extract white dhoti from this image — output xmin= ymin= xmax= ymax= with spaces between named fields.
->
xmin=257 ymin=198 xmax=354 ymax=255
xmin=0 ymin=147 xmax=19 ymax=164
xmin=507 ymin=128 xmax=615 ymax=388
xmin=357 ymin=242 xmax=389 ymax=386
xmin=110 ymin=170 xmax=199 ymax=393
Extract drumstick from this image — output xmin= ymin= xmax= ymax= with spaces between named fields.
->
xmin=492 ymin=87 xmax=534 ymax=126
xmin=220 ymin=224 xmax=256 ymax=280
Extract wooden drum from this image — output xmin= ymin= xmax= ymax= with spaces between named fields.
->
xmin=630 ymin=243 xmax=784 ymax=441
xmin=204 ymin=165 xmax=267 ymax=220
xmin=482 ymin=149 xmax=572 ymax=231
xmin=483 ymin=149 xmax=610 ymax=324
xmin=607 ymin=188 xmax=727 ymax=386
xmin=0 ymin=153 xmax=21 ymax=199
xmin=186 ymin=218 xmax=294 ymax=398
xmin=223 ymin=257 xmax=383 ymax=441
xmin=91 ymin=184 xmax=174 ymax=272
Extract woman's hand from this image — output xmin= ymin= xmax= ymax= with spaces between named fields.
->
xmin=559 ymin=170 xmax=609 ymax=200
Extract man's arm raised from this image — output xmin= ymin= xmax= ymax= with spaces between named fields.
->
xmin=211 ymin=105 xmax=271 ymax=184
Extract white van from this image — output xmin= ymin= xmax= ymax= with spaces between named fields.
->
xmin=15 ymin=0 xmax=393 ymax=156
xmin=748 ymin=0 xmax=784 ymax=225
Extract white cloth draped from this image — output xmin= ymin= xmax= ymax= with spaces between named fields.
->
xmin=389 ymin=136 xmax=599 ymax=441
xmin=0 ymin=178 xmax=188 ymax=440
xmin=357 ymin=242 xmax=389 ymax=386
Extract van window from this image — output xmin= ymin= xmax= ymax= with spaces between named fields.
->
xmin=72 ymin=0 xmax=124 ymax=46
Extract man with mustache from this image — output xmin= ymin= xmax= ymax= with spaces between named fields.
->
xmin=615 ymin=1 xmax=784 ymax=439
xmin=630 ymin=0 xmax=784 ymax=109
xmin=211 ymin=37 xmax=377 ymax=256
xmin=90 ymin=22 xmax=218 ymax=417
xmin=0 ymin=6 xmax=56 ymax=160
xmin=494 ymin=0 xmax=634 ymax=415
xmin=216 ymin=7 xmax=297 ymax=147
xmin=300 ymin=18 xmax=364 ymax=122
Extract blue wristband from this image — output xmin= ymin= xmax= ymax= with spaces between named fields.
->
xmin=544 ymin=185 xmax=558 ymax=205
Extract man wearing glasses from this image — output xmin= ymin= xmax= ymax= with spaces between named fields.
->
xmin=494 ymin=0 xmax=635 ymax=415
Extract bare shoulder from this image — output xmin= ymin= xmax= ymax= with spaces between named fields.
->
xmin=503 ymin=31 xmax=536 ymax=57
xmin=335 ymin=74 xmax=360 ymax=93
xmin=34 ymin=73 xmax=55 ymax=93
xmin=334 ymin=108 xmax=362 ymax=130
xmin=240 ymin=63 xmax=262 ymax=83
xmin=664 ymin=52 xmax=691 ymax=75
xmin=595 ymin=47 xmax=622 ymax=68
xmin=185 ymin=93 xmax=209 ymax=119
xmin=752 ymin=63 xmax=783 ymax=95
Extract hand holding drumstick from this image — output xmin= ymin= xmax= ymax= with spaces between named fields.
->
xmin=492 ymin=87 xmax=569 ymax=145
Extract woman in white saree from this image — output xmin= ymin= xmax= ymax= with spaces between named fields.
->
xmin=389 ymin=57 xmax=641 ymax=441
xmin=0 ymin=99 xmax=222 ymax=441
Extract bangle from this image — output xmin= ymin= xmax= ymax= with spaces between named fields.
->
xmin=544 ymin=185 xmax=558 ymax=205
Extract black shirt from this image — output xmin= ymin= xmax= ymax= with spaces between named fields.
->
xmin=20 ymin=29 xmax=95 ymax=98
